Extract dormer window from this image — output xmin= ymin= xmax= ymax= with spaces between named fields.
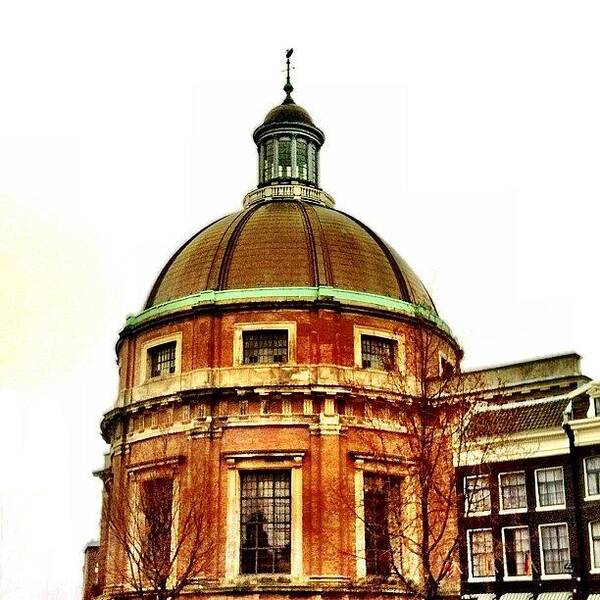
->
xmin=149 ymin=342 xmax=176 ymax=378
xmin=243 ymin=330 xmax=288 ymax=365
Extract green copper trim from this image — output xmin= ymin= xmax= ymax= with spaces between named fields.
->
xmin=125 ymin=286 xmax=454 ymax=338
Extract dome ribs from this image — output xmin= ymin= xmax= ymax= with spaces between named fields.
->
xmin=144 ymin=213 xmax=234 ymax=308
xmin=304 ymin=203 xmax=333 ymax=287
xmin=213 ymin=205 xmax=259 ymax=290
xmin=340 ymin=210 xmax=415 ymax=304
xmin=295 ymin=202 xmax=319 ymax=286
xmin=143 ymin=198 xmax=438 ymax=316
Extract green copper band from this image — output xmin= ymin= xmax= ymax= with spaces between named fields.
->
xmin=125 ymin=286 xmax=454 ymax=338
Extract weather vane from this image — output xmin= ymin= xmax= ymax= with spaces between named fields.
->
xmin=283 ymin=48 xmax=294 ymax=103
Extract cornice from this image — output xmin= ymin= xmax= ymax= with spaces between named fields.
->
xmin=119 ymin=285 xmax=456 ymax=347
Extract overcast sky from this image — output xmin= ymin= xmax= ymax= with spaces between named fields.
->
xmin=1 ymin=1 xmax=599 ymax=598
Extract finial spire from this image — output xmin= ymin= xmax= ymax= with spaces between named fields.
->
xmin=283 ymin=48 xmax=294 ymax=104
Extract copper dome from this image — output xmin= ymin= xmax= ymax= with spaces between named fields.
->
xmin=145 ymin=199 xmax=437 ymax=313
xmin=263 ymin=102 xmax=315 ymax=126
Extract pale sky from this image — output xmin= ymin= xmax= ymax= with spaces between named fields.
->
xmin=1 ymin=1 xmax=599 ymax=598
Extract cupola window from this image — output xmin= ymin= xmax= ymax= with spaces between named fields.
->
xmin=296 ymin=138 xmax=308 ymax=180
xmin=243 ymin=330 xmax=288 ymax=365
xmin=263 ymin=139 xmax=275 ymax=182
xmin=308 ymin=143 xmax=317 ymax=184
xmin=277 ymin=138 xmax=292 ymax=178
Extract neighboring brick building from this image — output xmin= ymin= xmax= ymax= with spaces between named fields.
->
xmin=457 ymin=356 xmax=600 ymax=600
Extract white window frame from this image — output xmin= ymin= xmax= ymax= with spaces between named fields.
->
xmin=534 ymin=466 xmax=566 ymax=511
xmin=140 ymin=332 xmax=182 ymax=382
xmin=589 ymin=520 xmax=600 ymax=573
xmin=224 ymin=452 xmax=304 ymax=581
xmin=233 ymin=322 xmax=297 ymax=367
xmin=464 ymin=474 xmax=491 ymax=516
xmin=584 ymin=456 xmax=600 ymax=501
xmin=353 ymin=456 xmax=409 ymax=580
xmin=501 ymin=525 xmax=532 ymax=581
xmin=127 ymin=458 xmax=182 ymax=588
xmin=354 ymin=326 xmax=405 ymax=373
xmin=498 ymin=471 xmax=527 ymax=514
xmin=538 ymin=522 xmax=571 ymax=580
xmin=466 ymin=528 xmax=495 ymax=582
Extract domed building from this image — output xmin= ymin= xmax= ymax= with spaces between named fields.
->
xmin=84 ymin=70 xmax=463 ymax=600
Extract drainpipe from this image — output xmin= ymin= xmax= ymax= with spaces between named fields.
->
xmin=563 ymin=420 xmax=585 ymax=600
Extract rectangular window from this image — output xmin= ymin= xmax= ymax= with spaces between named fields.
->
xmin=361 ymin=335 xmax=396 ymax=371
xmin=595 ymin=397 xmax=600 ymax=417
xmin=364 ymin=473 xmax=400 ymax=576
xmin=499 ymin=472 xmax=527 ymax=511
xmin=240 ymin=471 xmax=291 ymax=574
xmin=503 ymin=527 xmax=531 ymax=577
xmin=539 ymin=523 xmax=570 ymax=576
xmin=149 ymin=342 xmax=176 ymax=378
xmin=590 ymin=521 xmax=600 ymax=571
xmin=468 ymin=529 xmax=494 ymax=579
xmin=308 ymin=143 xmax=317 ymax=184
xmin=536 ymin=467 xmax=565 ymax=508
xmin=465 ymin=475 xmax=491 ymax=515
xmin=242 ymin=330 xmax=288 ymax=365
xmin=585 ymin=456 xmax=600 ymax=497
xmin=139 ymin=477 xmax=174 ymax=581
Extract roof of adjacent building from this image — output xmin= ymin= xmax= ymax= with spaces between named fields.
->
xmin=468 ymin=396 xmax=571 ymax=438
xmin=145 ymin=199 xmax=437 ymax=312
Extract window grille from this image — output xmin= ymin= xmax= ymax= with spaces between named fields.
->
xmin=243 ymin=330 xmax=288 ymax=364
xmin=591 ymin=521 xmax=600 ymax=569
xmin=586 ymin=457 xmax=600 ymax=497
xmin=540 ymin=524 xmax=570 ymax=575
xmin=469 ymin=529 xmax=494 ymax=578
xmin=536 ymin=467 xmax=565 ymax=507
xmin=364 ymin=473 xmax=400 ymax=576
xmin=296 ymin=138 xmax=308 ymax=180
xmin=240 ymin=471 xmax=291 ymax=574
xmin=500 ymin=472 xmax=527 ymax=511
xmin=361 ymin=335 xmax=396 ymax=370
xmin=465 ymin=475 xmax=491 ymax=514
xmin=149 ymin=342 xmax=176 ymax=378
xmin=504 ymin=527 xmax=531 ymax=576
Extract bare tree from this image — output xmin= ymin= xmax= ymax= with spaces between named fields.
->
xmin=100 ymin=431 xmax=215 ymax=600
xmin=338 ymin=320 xmax=496 ymax=600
